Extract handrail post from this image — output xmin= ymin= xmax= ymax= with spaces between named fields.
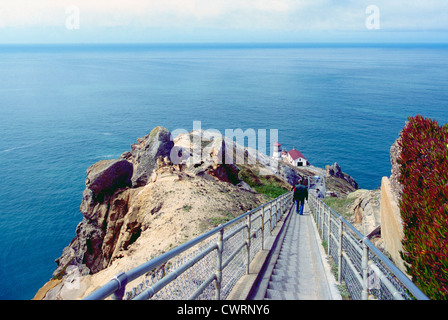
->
xmin=284 ymin=194 xmax=287 ymax=214
xmin=275 ymin=199 xmax=278 ymax=219
xmin=322 ymin=205 xmax=328 ymax=238
xmin=215 ymin=226 xmax=224 ymax=300
xmin=362 ymin=240 xmax=369 ymax=300
xmin=273 ymin=202 xmax=277 ymax=225
xmin=280 ymin=196 xmax=284 ymax=216
xmin=246 ymin=214 xmax=251 ymax=274
xmin=272 ymin=202 xmax=277 ymax=230
xmin=338 ymin=218 xmax=343 ymax=283
xmin=317 ymin=200 xmax=321 ymax=232
xmin=319 ymin=201 xmax=323 ymax=233
xmin=261 ymin=206 xmax=265 ymax=250
xmin=327 ymin=206 xmax=331 ymax=255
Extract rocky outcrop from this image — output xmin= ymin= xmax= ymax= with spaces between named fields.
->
xmin=41 ymin=127 xmax=269 ymax=299
xmin=38 ymin=126 xmax=361 ymax=300
xmin=53 ymin=174 xmax=138 ymax=279
xmin=346 ymin=189 xmax=381 ymax=236
xmin=121 ymin=126 xmax=174 ymax=187
xmin=277 ymin=162 xmax=302 ymax=186
xmin=324 ymin=162 xmax=359 ymax=196
xmin=52 ymin=127 xmax=174 ymax=281
xmin=326 ymin=162 xmax=358 ymax=190
xmin=85 ymin=159 xmax=133 ymax=196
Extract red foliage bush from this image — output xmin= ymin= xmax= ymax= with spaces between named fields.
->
xmin=398 ymin=115 xmax=448 ymax=299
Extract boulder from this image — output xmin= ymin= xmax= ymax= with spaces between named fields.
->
xmin=85 ymin=159 xmax=133 ymax=196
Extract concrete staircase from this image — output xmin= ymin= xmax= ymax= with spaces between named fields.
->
xmin=263 ymin=202 xmax=341 ymax=300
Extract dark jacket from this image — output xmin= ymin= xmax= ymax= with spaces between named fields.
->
xmin=293 ymin=184 xmax=308 ymax=201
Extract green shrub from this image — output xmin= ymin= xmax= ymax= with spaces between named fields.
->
xmin=398 ymin=115 xmax=448 ymax=299
xmin=238 ymin=164 xmax=289 ymax=199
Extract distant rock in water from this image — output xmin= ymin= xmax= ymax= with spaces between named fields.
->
xmin=325 ymin=162 xmax=359 ymax=193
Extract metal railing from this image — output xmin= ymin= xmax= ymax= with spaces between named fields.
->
xmin=84 ymin=192 xmax=293 ymax=300
xmin=308 ymin=194 xmax=429 ymax=300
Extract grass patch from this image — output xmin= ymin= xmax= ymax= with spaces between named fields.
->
xmin=200 ymin=210 xmax=235 ymax=231
xmin=209 ymin=215 xmax=232 ymax=226
xmin=253 ymin=184 xmax=288 ymax=199
xmin=238 ymin=164 xmax=290 ymax=199
xmin=323 ymin=197 xmax=355 ymax=220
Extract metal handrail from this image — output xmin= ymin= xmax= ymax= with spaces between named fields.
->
xmin=308 ymin=194 xmax=429 ymax=300
xmin=84 ymin=191 xmax=293 ymax=300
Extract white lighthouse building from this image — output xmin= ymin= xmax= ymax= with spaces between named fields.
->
xmin=273 ymin=142 xmax=282 ymax=160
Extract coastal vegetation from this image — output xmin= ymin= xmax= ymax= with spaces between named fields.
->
xmin=323 ymin=197 xmax=356 ymax=220
xmin=238 ymin=164 xmax=290 ymax=199
xmin=398 ymin=115 xmax=448 ymax=299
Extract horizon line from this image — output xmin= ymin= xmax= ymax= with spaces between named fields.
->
xmin=1 ymin=41 xmax=448 ymax=46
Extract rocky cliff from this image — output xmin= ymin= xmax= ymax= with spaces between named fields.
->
xmin=34 ymin=126 xmax=358 ymax=300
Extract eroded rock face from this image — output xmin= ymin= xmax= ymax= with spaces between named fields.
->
xmin=326 ymin=162 xmax=359 ymax=190
xmin=54 ymin=186 xmax=139 ymax=279
xmin=52 ymin=127 xmax=174 ymax=281
xmin=50 ymin=127 xmax=250 ymax=287
xmin=347 ymin=189 xmax=381 ymax=235
xmin=121 ymin=126 xmax=174 ymax=187
xmin=278 ymin=163 xmax=301 ymax=186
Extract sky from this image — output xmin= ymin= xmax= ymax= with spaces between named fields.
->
xmin=0 ymin=0 xmax=447 ymax=43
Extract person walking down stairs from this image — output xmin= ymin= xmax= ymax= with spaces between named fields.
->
xmin=293 ymin=178 xmax=308 ymax=215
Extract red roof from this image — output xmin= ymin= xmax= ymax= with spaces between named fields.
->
xmin=274 ymin=142 xmax=281 ymax=147
xmin=288 ymin=149 xmax=306 ymax=160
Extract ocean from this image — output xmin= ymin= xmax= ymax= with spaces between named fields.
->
xmin=0 ymin=43 xmax=447 ymax=300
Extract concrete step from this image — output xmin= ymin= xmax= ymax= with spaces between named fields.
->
xmin=269 ymin=273 xmax=301 ymax=284
xmin=259 ymin=203 xmax=341 ymax=300
xmin=241 ymin=201 xmax=342 ymax=300
xmin=268 ymin=281 xmax=300 ymax=292
xmin=271 ymin=266 xmax=300 ymax=276
xmin=274 ymin=258 xmax=301 ymax=268
xmin=265 ymin=288 xmax=302 ymax=300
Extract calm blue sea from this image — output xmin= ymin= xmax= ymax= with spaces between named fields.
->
xmin=0 ymin=43 xmax=447 ymax=300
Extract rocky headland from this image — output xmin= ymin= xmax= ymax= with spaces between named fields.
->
xmin=34 ymin=126 xmax=362 ymax=300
